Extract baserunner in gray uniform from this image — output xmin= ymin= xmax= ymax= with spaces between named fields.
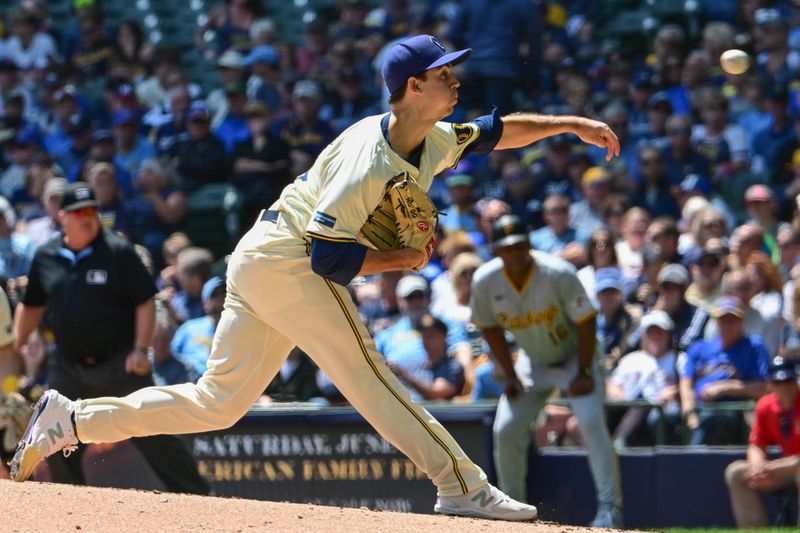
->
xmin=471 ymin=214 xmax=623 ymax=528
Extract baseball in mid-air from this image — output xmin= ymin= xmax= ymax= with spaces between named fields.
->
xmin=720 ymin=49 xmax=750 ymax=75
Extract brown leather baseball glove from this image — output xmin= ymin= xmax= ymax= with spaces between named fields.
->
xmin=359 ymin=172 xmax=438 ymax=270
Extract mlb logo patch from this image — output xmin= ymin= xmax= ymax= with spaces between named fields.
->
xmin=86 ymin=270 xmax=107 ymax=285
xmin=75 ymin=187 xmax=91 ymax=200
xmin=313 ymin=211 xmax=337 ymax=229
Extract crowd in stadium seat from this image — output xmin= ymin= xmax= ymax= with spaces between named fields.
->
xmin=2 ymin=0 xmax=800 ymax=460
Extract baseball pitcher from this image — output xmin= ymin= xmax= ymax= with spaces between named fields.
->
xmin=11 ymin=35 xmax=618 ymax=521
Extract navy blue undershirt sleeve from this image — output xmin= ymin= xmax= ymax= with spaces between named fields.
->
xmin=462 ymin=107 xmax=504 ymax=157
xmin=310 ymin=238 xmax=368 ymax=286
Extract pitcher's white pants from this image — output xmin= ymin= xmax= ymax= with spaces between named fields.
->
xmin=74 ymin=221 xmax=486 ymax=496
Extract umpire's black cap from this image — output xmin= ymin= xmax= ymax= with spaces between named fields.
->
xmin=60 ymin=181 xmax=98 ymax=212
xmin=491 ymin=214 xmax=530 ymax=248
xmin=768 ymin=355 xmax=798 ymax=382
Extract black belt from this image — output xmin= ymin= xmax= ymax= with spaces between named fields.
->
xmin=261 ymin=209 xmax=280 ymax=223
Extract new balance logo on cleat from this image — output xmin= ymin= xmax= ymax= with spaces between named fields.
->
xmin=47 ymin=423 xmax=65 ymax=445
xmin=434 ymin=483 xmax=537 ymax=521
xmin=10 ymin=390 xmax=78 ymax=482
xmin=471 ymin=489 xmax=493 ymax=508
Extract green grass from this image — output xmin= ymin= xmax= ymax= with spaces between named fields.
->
xmin=666 ymin=529 xmax=788 ymax=533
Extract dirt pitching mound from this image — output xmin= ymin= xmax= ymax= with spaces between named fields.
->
xmin=0 ymin=480 xmax=638 ymax=532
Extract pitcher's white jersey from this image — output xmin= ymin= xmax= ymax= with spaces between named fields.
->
xmin=470 ymin=251 xmax=597 ymax=366
xmin=258 ymin=114 xmax=482 ymax=257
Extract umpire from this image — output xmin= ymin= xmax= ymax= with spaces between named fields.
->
xmin=12 ymin=182 xmax=208 ymax=494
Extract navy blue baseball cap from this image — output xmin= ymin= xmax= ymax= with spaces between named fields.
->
xmin=188 ymin=101 xmax=211 ymax=121
xmin=768 ymin=355 xmax=797 ymax=382
xmin=381 ymin=35 xmax=472 ymax=95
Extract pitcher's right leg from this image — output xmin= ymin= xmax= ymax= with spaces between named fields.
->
xmin=75 ymin=303 xmax=293 ymax=442
xmin=11 ymin=291 xmax=294 ymax=481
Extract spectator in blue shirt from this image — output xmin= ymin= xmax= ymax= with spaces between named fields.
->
xmin=213 ymin=80 xmax=251 ymax=153
xmin=375 ymin=275 xmax=472 ymax=400
xmin=243 ymin=45 xmax=283 ymax=113
xmin=0 ymin=196 xmax=34 ymax=279
xmin=595 ymin=267 xmax=638 ymax=368
xmin=751 ymin=84 xmax=794 ymax=177
xmin=530 ymin=193 xmax=588 ymax=253
xmin=631 ymin=145 xmax=680 ymax=219
xmin=112 ymin=109 xmax=156 ymax=180
xmin=171 ymin=276 xmax=225 ymax=382
xmin=570 ymin=166 xmax=612 ymax=236
xmin=680 ymin=296 xmax=769 ymax=445
xmin=440 ymin=173 xmax=479 ymax=235
xmin=661 ymin=113 xmax=711 ymax=186
xmin=386 ymin=314 xmax=466 ymax=402
xmin=54 ymin=113 xmax=92 ymax=182
xmin=168 ymin=247 xmax=214 ymax=324
xmin=471 ymin=358 xmax=505 ymax=400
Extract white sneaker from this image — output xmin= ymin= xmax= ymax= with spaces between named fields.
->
xmin=9 ymin=390 xmax=79 ymax=482
xmin=590 ymin=504 xmax=624 ymax=528
xmin=434 ymin=483 xmax=538 ymax=521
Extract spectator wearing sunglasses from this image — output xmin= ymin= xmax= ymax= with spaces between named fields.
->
xmin=627 ymin=263 xmax=708 ymax=352
xmin=661 ymin=114 xmax=711 ymax=187
xmin=578 ymin=228 xmax=628 ymax=305
xmin=531 ymin=193 xmax=589 ymax=254
xmin=686 ymin=238 xmax=729 ymax=311
xmin=681 ymin=295 xmax=769 ymax=445
xmin=704 ymin=267 xmax=783 ymax=358
xmin=632 ymin=145 xmax=680 ymax=219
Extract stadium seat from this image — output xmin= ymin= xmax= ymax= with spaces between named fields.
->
xmin=184 ymin=182 xmax=242 ymax=258
xmin=602 ymin=9 xmax=660 ymax=58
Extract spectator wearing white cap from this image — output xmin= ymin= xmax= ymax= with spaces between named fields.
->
xmin=375 ymin=275 xmax=472 ymax=400
xmin=208 ymin=51 xmax=245 ymax=128
xmin=24 ymin=176 xmax=65 ymax=247
xmin=628 ymin=263 xmax=708 ymax=352
xmin=274 ymin=80 xmax=335 ymax=162
xmin=607 ymin=310 xmax=682 ymax=445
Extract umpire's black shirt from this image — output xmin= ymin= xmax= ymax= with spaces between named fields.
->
xmin=23 ymin=228 xmax=157 ymax=364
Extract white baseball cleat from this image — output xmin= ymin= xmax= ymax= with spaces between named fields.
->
xmin=9 ymin=390 xmax=79 ymax=482
xmin=434 ymin=483 xmax=538 ymax=521
xmin=590 ymin=504 xmax=624 ymax=528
